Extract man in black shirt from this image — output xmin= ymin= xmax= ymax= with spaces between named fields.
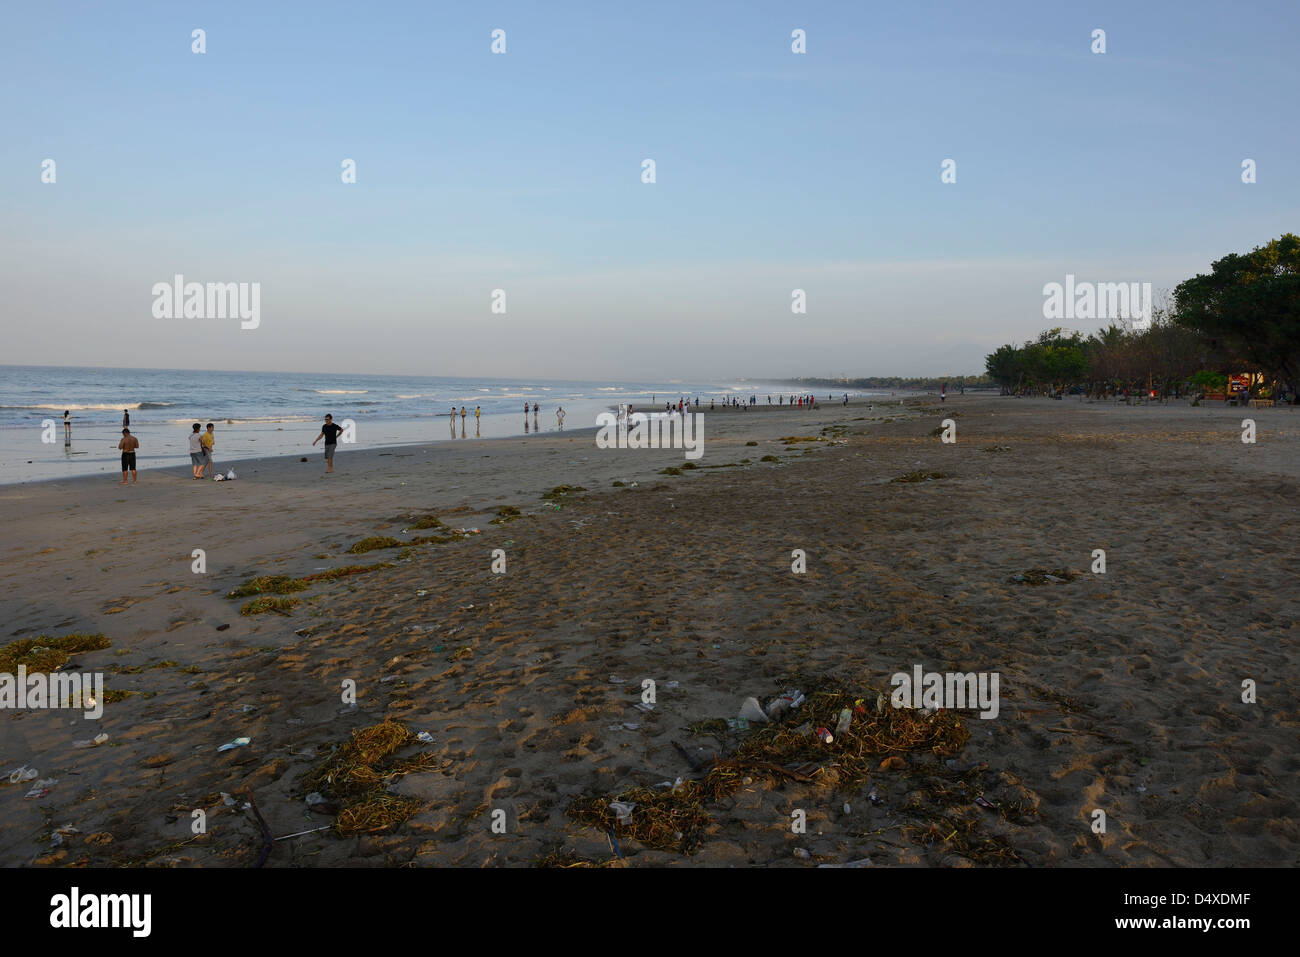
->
xmin=312 ymin=414 xmax=344 ymax=473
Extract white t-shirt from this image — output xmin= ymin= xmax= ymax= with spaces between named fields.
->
xmin=188 ymin=433 xmax=203 ymax=453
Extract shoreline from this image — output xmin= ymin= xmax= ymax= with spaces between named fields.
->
xmin=0 ymin=395 xmax=901 ymax=487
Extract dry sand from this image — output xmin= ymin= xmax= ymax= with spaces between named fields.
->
xmin=1 ymin=396 xmax=1296 ymax=867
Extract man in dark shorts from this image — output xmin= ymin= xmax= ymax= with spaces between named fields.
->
xmin=118 ymin=428 xmax=139 ymax=484
xmin=312 ymin=414 xmax=343 ymax=473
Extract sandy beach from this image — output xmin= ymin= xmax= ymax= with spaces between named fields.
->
xmin=1 ymin=395 xmax=1296 ymax=868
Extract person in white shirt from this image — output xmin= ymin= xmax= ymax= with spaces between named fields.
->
xmin=188 ymin=423 xmax=205 ymax=480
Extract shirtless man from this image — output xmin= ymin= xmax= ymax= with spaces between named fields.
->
xmin=118 ymin=428 xmax=139 ymax=484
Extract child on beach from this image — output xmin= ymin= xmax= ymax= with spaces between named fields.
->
xmin=118 ymin=428 xmax=138 ymax=484
xmin=312 ymin=414 xmax=343 ymax=473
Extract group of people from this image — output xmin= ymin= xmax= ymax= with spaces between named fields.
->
xmin=451 ymin=405 xmax=483 ymax=438
xmin=638 ymin=393 xmax=834 ymax=413
xmin=96 ymin=385 xmax=849 ymax=486
xmin=188 ymin=422 xmax=218 ymax=479
xmin=521 ymin=403 xmax=565 ymax=433
xmin=110 ymin=417 xmax=216 ymax=485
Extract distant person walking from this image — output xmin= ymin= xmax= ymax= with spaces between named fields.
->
xmin=188 ymin=423 xmax=205 ymax=479
xmin=201 ymin=423 xmax=216 ymax=477
xmin=556 ymin=406 xmax=565 ymax=429
xmin=122 ymin=409 xmax=130 ymax=429
xmin=475 ymin=405 xmax=481 ymax=437
xmin=118 ymin=428 xmax=139 ymax=485
xmin=63 ymin=410 xmax=71 ymax=446
xmin=312 ymin=413 xmax=343 ymax=474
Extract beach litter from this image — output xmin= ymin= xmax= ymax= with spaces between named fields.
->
xmin=571 ymin=675 xmax=985 ymax=859
xmin=299 ymin=719 xmax=437 ymax=836
xmin=738 ymin=697 xmax=769 ymax=723
xmin=25 ymin=778 xmax=58 ymax=799
xmin=7 ymin=766 xmax=39 ymax=785
xmin=765 ymin=690 xmax=805 ymax=720
xmin=1012 ymin=568 xmax=1080 ymax=586
xmin=568 ymin=784 xmax=710 ymax=855
xmin=415 ymin=731 xmax=435 ymax=743
xmin=72 ymin=733 xmax=110 ymax=749
xmin=217 ymin=736 xmax=251 ymax=752
xmin=49 ymin=824 xmax=79 ymax=847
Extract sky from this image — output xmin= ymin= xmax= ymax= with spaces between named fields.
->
xmin=2 ymin=0 xmax=1297 ymax=380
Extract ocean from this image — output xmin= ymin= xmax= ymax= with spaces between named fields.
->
xmin=0 ymin=366 xmax=839 ymax=484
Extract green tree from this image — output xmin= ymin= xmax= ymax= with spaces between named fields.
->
xmin=984 ymin=344 xmax=1023 ymax=394
xmin=1174 ymin=234 xmax=1300 ymax=402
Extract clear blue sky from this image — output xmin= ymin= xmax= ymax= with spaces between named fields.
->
xmin=2 ymin=0 xmax=1296 ymax=379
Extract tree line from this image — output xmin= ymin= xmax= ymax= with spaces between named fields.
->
xmin=985 ymin=235 xmax=1299 ymax=403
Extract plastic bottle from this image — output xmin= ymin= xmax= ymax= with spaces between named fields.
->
xmin=834 ymin=708 xmax=852 ymax=737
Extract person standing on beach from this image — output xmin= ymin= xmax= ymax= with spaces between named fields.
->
xmin=188 ymin=423 xmax=204 ymax=479
xmin=63 ymin=410 xmax=71 ymax=446
xmin=201 ymin=423 xmax=216 ymax=477
xmin=460 ymin=406 xmax=467 ymax=435
xmin=556 ymin=406 xmax=565 ymax=429
xmin=118 ymin=428 xmax=139 ymax=484
xmin=122 ymin=409 xmax=130 ymax=429
xmin=474 ymin=405 xmax=481 ymax=436
xmin=312 ymin=414 xmax=343 ymax=474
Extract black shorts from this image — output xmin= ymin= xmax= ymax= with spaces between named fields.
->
xmin=121 ymin=452 xmax=136 ymax=470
